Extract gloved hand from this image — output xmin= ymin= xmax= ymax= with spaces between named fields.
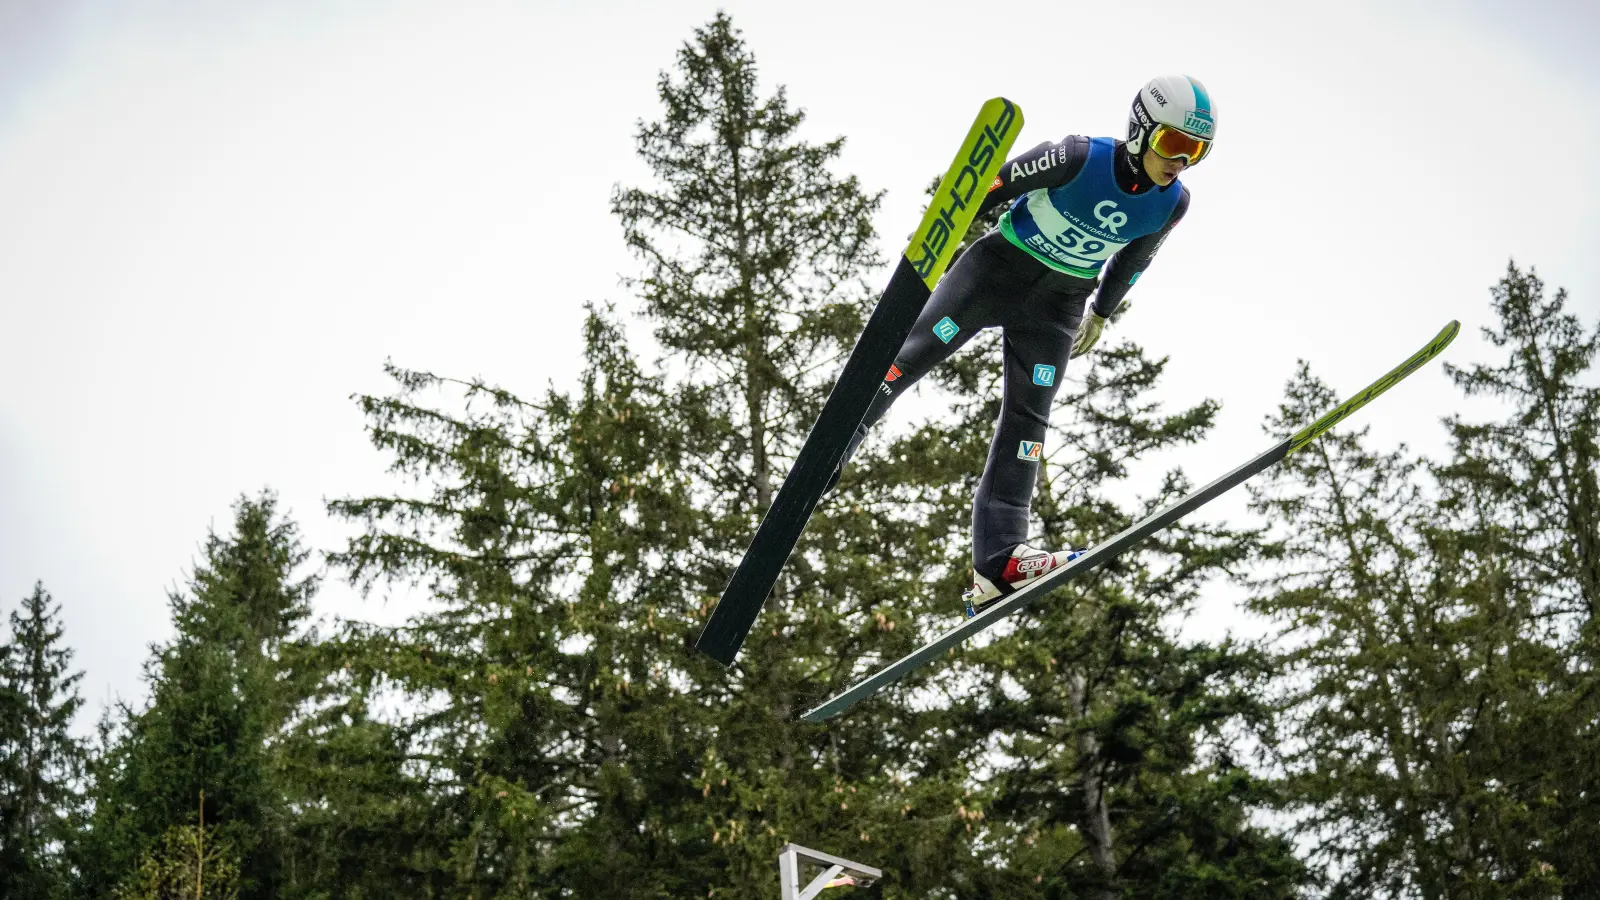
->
xmin=1072 ymin=310 xmax=1108 ymax=356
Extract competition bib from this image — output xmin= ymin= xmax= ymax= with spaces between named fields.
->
xmin=1003 ymin=137 xmax=1181 ymax=275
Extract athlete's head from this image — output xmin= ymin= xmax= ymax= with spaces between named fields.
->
xmin=1126 ymin=74 xmax=1216 ymax=186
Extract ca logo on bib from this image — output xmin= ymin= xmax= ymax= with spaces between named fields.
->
xmin=1094 ymin=200 xmax=1127 ymax=234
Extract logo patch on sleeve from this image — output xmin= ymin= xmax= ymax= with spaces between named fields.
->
xmin=1032 ymin=364 xmax=1056 ymax=386
xmin=1017 ymin=440 xmax=1044 ymax=461
xmin=933 ymin=317 xmax=960 ymax=344
xmin=884 ymin=364 xmax=902 ymax=382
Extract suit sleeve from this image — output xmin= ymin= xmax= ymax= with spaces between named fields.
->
xmin=974 ymin=135 xmax=1090 ymax=219
xmin=1093 ymin=184 xmax=1189 ymax=318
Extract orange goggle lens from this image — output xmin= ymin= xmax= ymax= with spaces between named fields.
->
xmin=1149 ymin=125 xmax=1211 ymax=164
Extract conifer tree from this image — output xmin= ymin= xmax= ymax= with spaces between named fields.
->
xmin=1436 ymin=263 xmax=1600 ymax=891
xmin=83 ymin=493 xmax=315 ymax=899
xmin=1442 ymin=263 xmax=1600 ymax=623
xmin=958 ymin=360 xmax=1302 ymax=898
xmin=1247 ymin=368 xmax=1497 ymax=898
xmin=329 ymin=13 xmax=1304 ymax=897
xmin=0 ymin=582 xmax=86 ymax=900
xmin=270 ymin=667 xmax=437 ymax=898
xmin=609 ymin=13 xmax=987 ymax=895
xmin=1247 ymin=263 xmax=1600 ymax=897
xmin=866 ymin=209 xmax=1304 ymax=898
xmin=328 ymin=14 xmax=994 ymax=897
xmin=116 ymin=791 xmax=242 ymax=900
xmin=328 ymin=313 xmax=696 ymax=894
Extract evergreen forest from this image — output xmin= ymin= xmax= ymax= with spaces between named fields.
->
xmin=5 ymin=14 xmax=1597 ymax=900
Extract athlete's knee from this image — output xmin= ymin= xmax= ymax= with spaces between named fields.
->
xmin=999 ymin=398 xmax=1054 ymax=430
xmin=1012 ymin=407 xmax=1053 ymax=429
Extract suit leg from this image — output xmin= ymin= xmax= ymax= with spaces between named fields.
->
xmin=971 ymin=288 xmax=1089 ymax=579
xmin=837 ymin=236 xmax=1030 ymax=471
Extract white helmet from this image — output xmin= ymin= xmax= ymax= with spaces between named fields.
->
xmin=1127 ymin=75 xmax=1217 ymax=165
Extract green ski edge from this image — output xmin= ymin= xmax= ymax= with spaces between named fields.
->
xmin=799 ymin=320 xmax=1460 ymax=723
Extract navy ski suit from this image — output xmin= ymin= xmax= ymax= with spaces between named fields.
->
xmin=848 ymin=135 xmax=1190 ymax=583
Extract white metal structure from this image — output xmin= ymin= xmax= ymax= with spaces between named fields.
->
xmin=778 ymin=843 xmax=880 ymax=899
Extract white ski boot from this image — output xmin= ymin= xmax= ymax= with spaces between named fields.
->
xmin=963 ymin=543 xmax=1086 ymax=618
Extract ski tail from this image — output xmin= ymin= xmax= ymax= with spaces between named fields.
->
xmin=799 ymin=320 xmax=1460 ymax=721
xmin=694 ymin=98 xmax=1024 ymax=667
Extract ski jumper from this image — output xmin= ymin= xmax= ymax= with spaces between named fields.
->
xmin=847 ymin=136 xmax=1190 ymax=583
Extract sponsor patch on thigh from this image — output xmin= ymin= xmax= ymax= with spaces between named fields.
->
xmin=1018 ymin=440 xmax=1044 ymax=461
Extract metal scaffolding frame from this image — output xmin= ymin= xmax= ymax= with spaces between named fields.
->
xmin=777 ymin=843 xmax=881 ymax=899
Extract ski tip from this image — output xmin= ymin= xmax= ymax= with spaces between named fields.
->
xmin=903 ymin=97 xmax=1025 ymax=291
xmin=981 ymin=95 xmax=1023 ymax=118
xmin=1286 ymin=318 xmax=1461 ymax=455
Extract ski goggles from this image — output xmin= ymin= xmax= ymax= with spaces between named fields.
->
xmin=1149 ymin=124 xmax=1211 ymax=164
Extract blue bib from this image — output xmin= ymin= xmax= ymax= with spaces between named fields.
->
xmin=1000 ymin=137 xmax=1181 ymax=277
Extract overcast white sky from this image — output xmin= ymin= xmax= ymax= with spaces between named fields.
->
xmin=3 ymin=0 xmax=1597 ymax=719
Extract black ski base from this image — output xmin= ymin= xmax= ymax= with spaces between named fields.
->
xmin=694 ymin=256 xmax=931 ymax=665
